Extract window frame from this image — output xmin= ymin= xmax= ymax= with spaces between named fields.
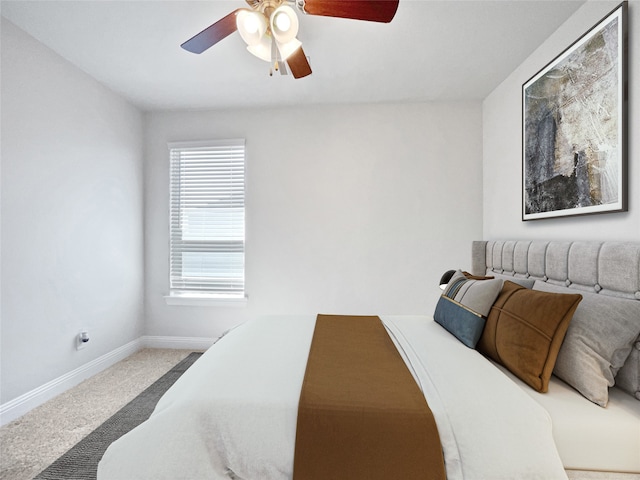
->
xmin=164 ymin=139 xmax=247 ymax=306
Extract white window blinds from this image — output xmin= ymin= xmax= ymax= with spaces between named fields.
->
xmin=169 ymin=139 xmax=245 ymax=297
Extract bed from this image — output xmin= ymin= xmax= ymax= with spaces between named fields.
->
xmin=97 ymin=239 xmax=640 ymax=479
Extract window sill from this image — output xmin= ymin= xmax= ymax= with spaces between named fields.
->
xmin=163 ymin=293 xmax=248 ymax=307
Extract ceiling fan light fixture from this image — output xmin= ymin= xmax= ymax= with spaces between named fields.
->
xmin=236 ymin=9 xmax=267 ymax=46
xmin=270 ymin=5 xmax=299 ymax=44
xmin=181 ymin=0 xmax=400 ymax=79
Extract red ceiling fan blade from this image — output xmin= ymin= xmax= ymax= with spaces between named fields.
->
xmin=286 ymin=47 xmax=312 ymax=79
xmin=302 ymin=0 xmax=399 ymax=23
xmin=181 ymin=9 xmax=241 ymax=54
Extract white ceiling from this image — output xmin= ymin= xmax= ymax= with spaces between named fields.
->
xmin=1 ymin=0 xmax=585 ymax=112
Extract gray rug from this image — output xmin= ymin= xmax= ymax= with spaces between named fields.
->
xmin=33 ymin=352 xmax=203 ymax=480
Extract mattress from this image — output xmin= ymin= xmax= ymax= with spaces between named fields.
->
xmin=495 ymin=363 xmax=640 ymax=472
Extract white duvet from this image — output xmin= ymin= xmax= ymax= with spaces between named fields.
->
xmin=98 ymin=315 xmax=567 ymax=480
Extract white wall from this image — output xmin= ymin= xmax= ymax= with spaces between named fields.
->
xmin=0 ymin=19 xmax=145 ymax=404
xmin=145 ymin=103 xmax=483 ymax=338
xmin=483 ymin=0 xmax=639 ymax=241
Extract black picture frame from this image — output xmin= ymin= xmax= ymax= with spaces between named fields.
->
xmin=522 ymin=2 xmax=628 ymax=221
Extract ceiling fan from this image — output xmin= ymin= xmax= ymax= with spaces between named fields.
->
xmin=181 ymin=0 xmax=400 ymax=79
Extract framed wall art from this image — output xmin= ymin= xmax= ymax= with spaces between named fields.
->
xmin=522 ymin=2 xmax=627 ymax=221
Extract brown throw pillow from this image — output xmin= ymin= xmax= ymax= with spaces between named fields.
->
xmin=477 ymin=281 xmax=582 ymax=393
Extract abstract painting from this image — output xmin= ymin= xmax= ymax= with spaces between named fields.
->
xmin=522 ymin=2 xmax=627 ymax=220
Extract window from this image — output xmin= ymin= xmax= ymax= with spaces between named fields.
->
xmin=168 ymin=139 xmax=245 ymax=300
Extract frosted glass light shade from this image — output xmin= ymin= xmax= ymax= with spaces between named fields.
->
xmin=237 ymin=9 xmax=267 ymax=46
xmin=270 ymin=5 xmax=299 ymax=44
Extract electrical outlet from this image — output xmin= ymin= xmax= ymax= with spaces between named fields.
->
xmin=76 ymin=329 xmax=89 ymax=350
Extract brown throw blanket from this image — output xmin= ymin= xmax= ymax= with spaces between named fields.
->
xmin=293 ymin=315 xmax=446 ymax=480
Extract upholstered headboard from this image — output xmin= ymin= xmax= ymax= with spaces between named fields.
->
xmin=471 ymin=240 xmax=640 ymax=301
xmin=471 ymin=240 xmax=640 ymax=402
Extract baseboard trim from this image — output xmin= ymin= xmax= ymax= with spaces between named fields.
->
xmin=0 ymin=339 xmax=142 ymax=427
xmin=0 ymin=335 xmax=218 ymax=426
xmin=140 ymin=335 xmax=217 ymax=351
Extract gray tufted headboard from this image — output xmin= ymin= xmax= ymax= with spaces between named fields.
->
xmin=470 ymin=239 xmax=640 ymax=402
xmin=471 ymin=240 xmax=640 ymax=301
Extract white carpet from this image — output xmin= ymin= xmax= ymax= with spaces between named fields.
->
xmin=0 ymin=349 xmax=192 ymax=480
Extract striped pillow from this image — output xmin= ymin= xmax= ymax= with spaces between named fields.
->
xmin=434 ymin=271 xmax=503 ymax=348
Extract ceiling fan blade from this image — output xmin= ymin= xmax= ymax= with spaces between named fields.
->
xmin=286 ymin=47 xmax=312 ymax=79
xmin=301 ymin=0 xmax=399 ymax=23
xmin=181 ymin=9 xmax=241 ymax=54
